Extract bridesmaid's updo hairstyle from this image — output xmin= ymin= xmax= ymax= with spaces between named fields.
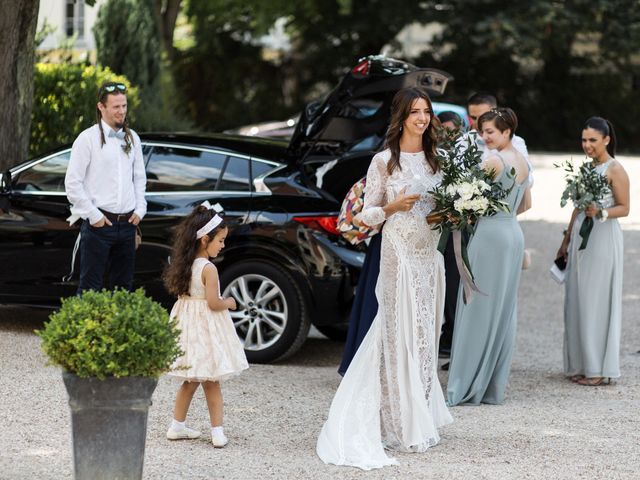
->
xmin=385 ymin=87 xmax=440 ymax=175
xmin=478 ymin=107 xmax=518 ymax=139
xmin=162 ymin=205 xmax=227 ymax=296
xmin=583 ymin=116 xmax=616 ymax=157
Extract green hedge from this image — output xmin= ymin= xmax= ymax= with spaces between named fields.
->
xmin=30 ymin=63 xmax=139 ymax=158
xmin=37 ymin=288 xmax=182 ymax=379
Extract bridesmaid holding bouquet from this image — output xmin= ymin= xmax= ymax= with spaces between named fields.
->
xmin=557 ymin=117 xmax=630 ymax=386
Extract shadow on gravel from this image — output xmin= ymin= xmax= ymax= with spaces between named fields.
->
xmin=280 ymin=337 xmax=344 ymax=368
xmin=0 ymin=307 xmax=51 ymax=334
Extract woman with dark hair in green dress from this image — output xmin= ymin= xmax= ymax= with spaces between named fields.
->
xmin=557 ymin=117 xmax=629 ymax=386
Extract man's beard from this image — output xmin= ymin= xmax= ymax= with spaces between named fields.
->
xmin=115 ymin=120 xmax=125 ymax=129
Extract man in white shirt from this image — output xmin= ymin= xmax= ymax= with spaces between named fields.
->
xmin=65 ymin=82 xmax=146 ymax=293
xmin=440 ymin=93 xmax=531 ymax=365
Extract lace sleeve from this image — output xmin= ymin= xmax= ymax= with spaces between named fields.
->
xmin=357 ymin=153 xmax=388 ymax=227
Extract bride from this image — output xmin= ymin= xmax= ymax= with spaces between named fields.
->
xmin=316 ymin=87 xmax=452 ymax=470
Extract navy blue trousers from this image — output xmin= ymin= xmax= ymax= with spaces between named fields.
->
xmin=338 ymin=232 xmax=382 ymax=376
xmin=440 ymin=233 xmax=460 ymax=351
xmin=78 ymin=220 xmax=136 ymax=293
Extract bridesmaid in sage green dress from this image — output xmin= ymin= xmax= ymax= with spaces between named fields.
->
xmin=557 ymin=117 xmax=630 ymax=386
xmin=447 ymin=108 xmax=531 ymax=406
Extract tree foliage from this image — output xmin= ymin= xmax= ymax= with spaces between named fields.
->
xmin=175 ymin=0 xmax=439 ymax=131
xmin=30 ymin=63 xmax=139 ymax=157
xmin=93 ymin=0 xmax=193 ymax=132
xmin=93 ymin=0 xmax=161 ymax=90
xmin=173 ymin=0 xmax=640 ymax=150
xmin=417 ymin=0 xmax=640 ymax=151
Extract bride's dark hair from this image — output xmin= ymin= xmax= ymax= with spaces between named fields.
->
xmin=385 ymin=87 xmax=440 ymax=175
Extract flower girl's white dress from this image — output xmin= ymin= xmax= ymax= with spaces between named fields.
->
xmin=167 ymin=258 xmax=248 ymax=382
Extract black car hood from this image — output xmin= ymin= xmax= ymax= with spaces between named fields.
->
xmin=287 ymin=55 xmax=452 ymax=159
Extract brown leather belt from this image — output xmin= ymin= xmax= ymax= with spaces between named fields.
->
xmin=99 ymin=209 xmax=134 ymax=222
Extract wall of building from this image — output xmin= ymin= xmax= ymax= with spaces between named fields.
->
xmin=37 ymin=0 xmax=106 ymax=52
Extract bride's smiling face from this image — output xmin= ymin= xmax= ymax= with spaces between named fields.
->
xmin=402 ymin=98 xmax=431 ymax=137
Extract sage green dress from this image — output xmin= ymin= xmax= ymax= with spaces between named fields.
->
xmin=564 ymin=159 xmax=622 ymax=379
xmin=447 ymin=157 xmax=529 ymax=406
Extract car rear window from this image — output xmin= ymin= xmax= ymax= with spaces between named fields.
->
xmin=217 ymin=157 xmax=250 ymax=191
xmin=145 ymin=146 xmax=226 ymax=192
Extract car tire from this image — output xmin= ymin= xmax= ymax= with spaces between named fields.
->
xmin=220 ymin=260 xmax=310 ymax=363
xmin=315 ymin=324 xmax=348 ymax=341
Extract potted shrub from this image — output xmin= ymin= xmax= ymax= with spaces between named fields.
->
xmin=37 ymin=288 xmax=182 ymax=480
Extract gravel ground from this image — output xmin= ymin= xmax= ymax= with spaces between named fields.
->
xmin=1 ymin=153 xmax=639 ymax=480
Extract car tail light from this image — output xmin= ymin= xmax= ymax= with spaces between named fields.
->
xmin=293 ymin=215 xmax=340 ymax=236
xmin=352 ymin=59 xmax=370 ymax=76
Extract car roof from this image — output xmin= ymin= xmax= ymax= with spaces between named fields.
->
xmin=139 ymin=132 xmax=290 ymax=160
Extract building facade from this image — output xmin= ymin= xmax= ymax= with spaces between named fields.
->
xmin=37 ymin=0 xmax=106 ymax=52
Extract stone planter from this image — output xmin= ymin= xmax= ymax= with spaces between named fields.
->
xmin=62 ymin=372 xmax=158 ymax=480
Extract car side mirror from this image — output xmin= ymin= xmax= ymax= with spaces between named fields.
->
xmin=305 ymin=101 xmax=321 ymax=119
xmin=0 ymin=170 xmax=11 ymax=213
xmin=0 ymin=170 xmax=11 ymax=194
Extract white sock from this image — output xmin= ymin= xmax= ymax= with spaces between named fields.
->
xmin=211 ymin=426 xmax=224 ymax=437
xmin=171 ymin=419 xmax=186 ymax=431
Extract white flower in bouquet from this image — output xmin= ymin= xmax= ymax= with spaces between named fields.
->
xmin=456 ymin=182 xmax=476 ymax=200
xmin=471 ymin=197 xmax=489 ymax=214
xmin=476 ymin=179 xmax=491 ymax=192
xmin=453 ymin=198 xmax=467 ymax=213
xmin=427 ymin=128 xmax=514 ymax=304
xmin=453 ymin=196 xmax=489 ymax=215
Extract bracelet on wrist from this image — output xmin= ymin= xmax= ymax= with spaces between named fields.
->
xmin=598 ymin=208 xmax=609 ymax=223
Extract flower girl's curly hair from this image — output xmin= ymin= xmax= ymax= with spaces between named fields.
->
xmin=385 ymin=87 xmax=440 ymax=175
xmin=162 ymin=205 xmax=227 ymax=296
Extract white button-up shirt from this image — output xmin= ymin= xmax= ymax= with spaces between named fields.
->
xmin=65 ymin=120 xmax=147 ymax=225
xmin=458 ymin=130 xmax=529 ymax=160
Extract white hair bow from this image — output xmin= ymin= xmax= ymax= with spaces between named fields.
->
xmin=201 ymin=200 xmax=223 ymax=213
xmin=196 ymin=201 xmax=224 ymax=239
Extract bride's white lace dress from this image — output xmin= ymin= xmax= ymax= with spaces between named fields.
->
xmin=316 ymin=149 xmax=453 ymax=470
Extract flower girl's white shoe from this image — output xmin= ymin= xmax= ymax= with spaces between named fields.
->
xmin=166 ymin=426 xmax=201 ymax=440
xmin=211 ymin=431 xmax=229 ymax=448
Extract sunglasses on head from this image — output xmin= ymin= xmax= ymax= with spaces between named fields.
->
xmin=100 ymin=83 xmax=126 ymax=94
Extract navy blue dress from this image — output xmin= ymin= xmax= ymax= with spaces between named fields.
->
xmin=338 ymin=232 xmax=382 ymax=376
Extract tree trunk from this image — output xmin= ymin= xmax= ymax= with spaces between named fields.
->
xmin=0 ymin=0 xmax=40 ymax=172
xmin=153 ymin=0 xmax=181 ymax=61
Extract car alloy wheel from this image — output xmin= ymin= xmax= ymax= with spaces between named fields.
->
xmin=220 ymin=261 xmax=309 ymax=363
xmin=224 ymin=273 xmax=288 ymax=351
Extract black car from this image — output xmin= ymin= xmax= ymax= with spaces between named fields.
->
xmin=0 ymin=56 xmax=451 ymax=362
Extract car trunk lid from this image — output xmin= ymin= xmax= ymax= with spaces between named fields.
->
xmin=287 ymin=55 xmax=452 ymax=159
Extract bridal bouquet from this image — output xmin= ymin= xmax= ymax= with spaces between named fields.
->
xmin=427 ymin=130 xmax=514 ymax=303
xmin=556 ymin=158 xmax=611 ymax=249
